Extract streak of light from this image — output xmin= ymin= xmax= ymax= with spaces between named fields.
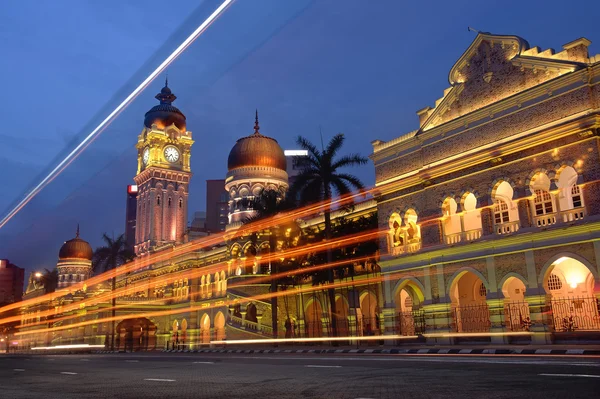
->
xmin=31 ymin=344 xmax=104 ymax=350
xmin=211 ymin=335 xmax=418 ymax=345
xmin=13 ymin=273 xmax=391 ymax=337
xmin=0 ymin=0 xmax=235 ymax=231
xmin=422 ymin=332 xmax=535 ymax=338
xmin=0 ymin=189 xmax=368 ymax=316
xmin=16 ymin=250 xmax=381 ymax=330
xmin=7 ymin=229 xmax=382 ymax=328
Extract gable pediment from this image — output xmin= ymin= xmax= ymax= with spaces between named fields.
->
xmin=419 ymin=33 xmax=588 ymax=132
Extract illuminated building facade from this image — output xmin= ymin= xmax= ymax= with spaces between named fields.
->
xmin=371 ymin=33 xmax=600 ymax=342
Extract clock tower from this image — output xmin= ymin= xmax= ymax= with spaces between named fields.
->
xmin=133 ymin=79 xmax=194 ymax=256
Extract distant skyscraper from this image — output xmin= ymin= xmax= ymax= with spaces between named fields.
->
xmin=124 ymin=184 xmax=138 ymax=253
xmin=284 ymin=149 xmax=308 ymax=188
xmin=205 ymin=180 xmax=228 ymax=233
xmin=0 ymin=259 xmax=24 ymax=306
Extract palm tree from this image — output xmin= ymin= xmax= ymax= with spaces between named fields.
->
xmin=290 ymin=133 xmax=368 ymax=337
xmin=243 ymin=189 xmax=297 ymax=340
xmin=93 ymin=233 xmax=134 ymax=351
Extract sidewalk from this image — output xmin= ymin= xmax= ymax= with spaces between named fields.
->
xmin=94 ymin=344 xmax=600 ymax=356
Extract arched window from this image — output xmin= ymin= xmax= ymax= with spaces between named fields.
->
xmin=533 ymin=190 xmax=554 ymax=215
xmin=214 ymin=272 xmax=221 ymax=295
xmin=442 ymin=197 xmax=461 ymax=244
xmin=461 ymin=192 xmax=482 ymax=240
xmin=548 ymin=274 xmax=562 ymax=291
xmin=388 ymin=211 xmax=421 ymax=255
xmin=530 ymin=172 xmax=556 ymax=227
xmin=479 ymin=282 xmax=487 ymax=297
xmin=492 ymin=181 xmax=519 ymax=234
xmin=556 ymin=166 xmax=585 ymax=222
xmin=179 ymin=198 xmax=183 ymax=208
xmin=157 ymin=196 xmax=161 ymax=206
xmin=168 ymin=197 xmax=172 ymax=208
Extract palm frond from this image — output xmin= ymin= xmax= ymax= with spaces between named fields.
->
xmin=335 ymin=173 xmax=366 ymax=192
xmin=296 ymin=136 xmax=321 ymax=159
xmin=331 ymin=153 xmax=369 ymax=170
xmin=323 ymin=133 xmax=345 ymax=162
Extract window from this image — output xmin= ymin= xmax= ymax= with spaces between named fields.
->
xmin=534 ymin=190 xmax=554 ymax=215
xmin=404 ymin=296 xmax=413 ymax=309
xmin=479 ymin=283 xmax=487 ymax=297
xmin=179 ymin=198 xmax=183 ymax=208
xmin=494 ymin=201 xmax=509 ymax=224
xmin=548 ymin=274 xmax=562 ymax=291
xmin=571 ymin=185 xmax=582 ymax=208
xmin=157 ymin=196 xmax=161 ymax=206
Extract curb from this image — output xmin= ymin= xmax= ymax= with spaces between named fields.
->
xmin=102 ymin=348 xmax=600 ymax=356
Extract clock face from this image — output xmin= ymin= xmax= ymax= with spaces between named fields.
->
xmin=164 ymin=146 xmax=180 ymax=163
xmin=142 ymin=147 xmax=150 ymax=165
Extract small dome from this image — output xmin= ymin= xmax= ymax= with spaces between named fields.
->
xmin=143 ymin=79 xmax=186 ymax=131
xmin=227 ymin=111 xmax=286 ymax=171
xmin=59 ymin=227 xmax=93 ymax=261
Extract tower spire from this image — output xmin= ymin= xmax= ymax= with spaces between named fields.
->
xmin=76 ymin=223 xmax=80 ymax=238
xmin=254 ymin=109 xmax=260 ymax=134
xmin=165 ymin=74 xmax=168 ymax=88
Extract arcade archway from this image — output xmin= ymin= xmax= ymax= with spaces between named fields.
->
xmin=115 ymin=318 xmax=157 ymax=351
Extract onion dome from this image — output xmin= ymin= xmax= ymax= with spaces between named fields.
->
xmin=58 ymin=225 xmax=93 ymax=261
xmin=227 ymin=110 xmax=286 ymax=171
xmin=143 ymin=77 xmax=186 ymax=131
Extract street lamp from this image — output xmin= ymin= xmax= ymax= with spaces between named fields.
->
xmin=35 ymin=272 xmax=42 ymax=278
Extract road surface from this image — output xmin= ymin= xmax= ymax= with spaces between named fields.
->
xmin=1 ymin=352 xmax=598 ymax=398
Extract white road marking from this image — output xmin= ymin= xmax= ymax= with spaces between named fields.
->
xmin=539 ymin=373 xmax=600 ymax=378
xmin=236 ymin=356 xmax=599 ymax=367
xmin=144 ymin=378 xmax=176 ymax=382
xmin=193 ymin=361 xmax=215 ymax=364
xmin=60 ymin=372 xmax=78 ymax=375
xmin=305 ymin=365 xmax=342 ymax=368
xmin=125 ymin=360 xmax=139 ymax=363
xmin=13 ymin=369 xmax=25 ymax=372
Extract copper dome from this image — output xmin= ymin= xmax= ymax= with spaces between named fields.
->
xmin=59 ymin=227 xmax=93 ymax=261
xmin=143 ymin=79 xmax=186 ymax=131
xmin=227 ymin=111 xmax=286 ymax=171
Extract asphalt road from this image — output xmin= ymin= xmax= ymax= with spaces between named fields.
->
xmin=1 ymin=352 xmax=599 ymax=399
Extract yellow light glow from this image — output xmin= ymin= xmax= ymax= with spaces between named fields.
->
xmin=34 ymin=272 xmax=42 ymax=278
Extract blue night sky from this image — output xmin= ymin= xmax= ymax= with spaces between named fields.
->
xmin=1 ymin=0 xmax=599 ymax=275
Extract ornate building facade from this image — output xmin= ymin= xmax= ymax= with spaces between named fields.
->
xmin=371 ymin=32 xmax=600 ymax=343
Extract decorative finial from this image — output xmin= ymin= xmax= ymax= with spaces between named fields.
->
xmin=155 ymin=76 xmax=176 ymax=105
xmin=76 ymin=223 xmax=80 ymax=238
xmin=254 ymin=109 xmax=260 ymax=134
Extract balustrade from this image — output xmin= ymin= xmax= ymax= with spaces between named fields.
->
xmin=560 ymin=207 xmax=585 ymax=223
xmin=495 ymin=220 xmax=519 ymax=235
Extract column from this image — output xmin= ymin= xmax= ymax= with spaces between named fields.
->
xmin=485 ymin=257 xmax=506 ymax=344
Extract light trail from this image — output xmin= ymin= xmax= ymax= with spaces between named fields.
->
xmin=0 ymin=0 xmax=236 ymax=231
xmin=0 ymin=188 xmax=369 ymax=316
xmin=210 ymin=335 xmax=419 ymax=345
xmin=31 ymin=344 xmax=104 ymax=350
xmin=7 ymin=229 xmax=383 ymax=327
xmin=13 ymin=273 xmax=391 ymax=337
